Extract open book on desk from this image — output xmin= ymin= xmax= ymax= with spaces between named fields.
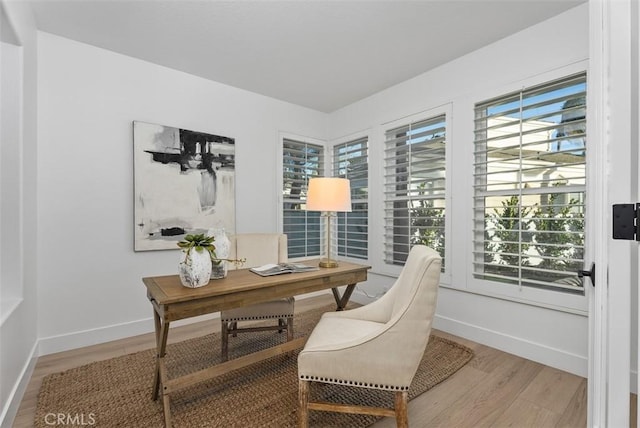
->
xmin=249 ymin=262 xmax=319 ymax=277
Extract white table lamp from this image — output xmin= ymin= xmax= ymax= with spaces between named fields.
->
xmin=306 ymin=177 xmax=352 ymax=268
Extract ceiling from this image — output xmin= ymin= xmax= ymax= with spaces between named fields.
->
xmin=28 ymin=0 xmax=585 ymax=113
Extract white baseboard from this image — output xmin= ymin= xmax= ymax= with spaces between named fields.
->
xmin=0 ymin=342 xmax=38 ymax=428
xmin=37 ymin=292 xmax=332 ymax=356
xmin=38 ymin=317 xmax=156 ymax=356
xmin=350 ymin=293 xmax=374 ymax=306
xmin=37 ymin=312 xmax=225 ymax=356
xmin=433 ymin=314 xmax=588 ymax=378
xmin=350 ymin=287 xmax=381 ymax=305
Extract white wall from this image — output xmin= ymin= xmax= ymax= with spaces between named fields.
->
xmin=0 ymin=0 xmax=39 ymax=425
xmin=0 ymin=40 xmax=22 ymax=311
xmin=36 ymin=32 xmax=328 ymax=354
xmin=331 ymin=4 xmax=590 ymax=376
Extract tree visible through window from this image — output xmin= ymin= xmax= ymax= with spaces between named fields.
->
xmin=473 ymin=73 xmax=586 ymax=293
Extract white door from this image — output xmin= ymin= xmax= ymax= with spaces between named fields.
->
xmin=588 ymin=0 xmax=638 ymax=426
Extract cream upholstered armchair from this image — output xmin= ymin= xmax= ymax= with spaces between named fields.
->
xmin=297 ymin=245 xmax=441 ymax=428
xmin=220 ymin=233 xmax=294 ymax=361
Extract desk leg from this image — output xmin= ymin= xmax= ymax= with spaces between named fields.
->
xmin=151 ymin=309 xmax=172 ymax=427
xmin=331 ymin=283 xmax=356 ymax=310
xmin=152 ymin=309 xmax=168 ymax=400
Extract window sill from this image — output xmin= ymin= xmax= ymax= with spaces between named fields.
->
xmin=365 ymin=266 xmax=586 ymax=316
xmin=449 ymin=279 xmax=588 ymax=316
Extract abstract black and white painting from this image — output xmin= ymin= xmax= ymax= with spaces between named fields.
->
xmin=133 ymin=121 xmax=235 ymax=251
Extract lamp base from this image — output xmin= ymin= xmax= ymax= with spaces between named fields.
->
xmin=318 ymin=259 xmax=339 ymax=268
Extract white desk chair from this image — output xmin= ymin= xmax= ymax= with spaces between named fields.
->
xmin=220 ymin=233 xmax=294 ymax=361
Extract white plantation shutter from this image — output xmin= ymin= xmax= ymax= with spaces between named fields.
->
xmin=472 ymin=72 xmax=586 ymax=293
xmin=333 ymin=136 xmax=368 ymax=259
xmin=384 ymin=115 xmax=446 ymax=266
xmin=282 ymin=138 xmax=324 ymax=258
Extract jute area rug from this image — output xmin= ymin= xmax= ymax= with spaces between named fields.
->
xmin=35 ymin=304 xmax=473 ymax=427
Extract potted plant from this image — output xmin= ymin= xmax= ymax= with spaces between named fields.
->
xmin=177 ymin=234 xmax=216 ymax=288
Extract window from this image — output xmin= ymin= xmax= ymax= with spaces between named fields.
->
xmin=384 ymin=115 xmax=446 ymax=266
xmin=282 ymin=138 xmax=324 ymax=258
xmin=472 ymin=72 xmax=586 ymax=293
xmin=333 ymin=136 xmax=368 ymax=259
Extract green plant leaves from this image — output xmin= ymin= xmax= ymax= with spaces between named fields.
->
xmin=177 ymin=233 xmax=217 ymax=259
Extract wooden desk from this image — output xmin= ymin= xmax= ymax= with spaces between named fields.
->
xmin=143 ymin=260 xmax=370 ymax=427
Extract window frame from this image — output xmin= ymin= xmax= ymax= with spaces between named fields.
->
xmin=329 ymin=132 xmax=370 ymax=262
xmin=379 ymin=106 xmax=452 ymax=282
xmin=462 ymin=64 xmax=589 ymax=314
xmin=279 ymin=133 xmax=326 ymax=260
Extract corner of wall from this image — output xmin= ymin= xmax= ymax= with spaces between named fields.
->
xmin=0 ymin=342 xmax=38 ymax=428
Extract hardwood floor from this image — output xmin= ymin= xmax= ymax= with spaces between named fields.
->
xmin=13 ymin=294 xmax=586 ymax=427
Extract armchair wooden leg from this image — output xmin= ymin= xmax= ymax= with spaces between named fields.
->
xmin=298 ymin=379 xmax=310 ymax=428
xmin=394 ymin=391 xmax=408 ymax=428
xmin=221 ymin=321 xmax=229 ymax=362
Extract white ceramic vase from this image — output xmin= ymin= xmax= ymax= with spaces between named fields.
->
xmin=179 ymin=248 xmax=212 ymax=288
xmin=212 ymin=228 xmax=230 ymax=258
xmin=210 ymin=228 xmax=230 ymax=279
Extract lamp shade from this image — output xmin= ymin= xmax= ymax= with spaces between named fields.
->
xmin=306 ymin=178 xmax=352 ymax=212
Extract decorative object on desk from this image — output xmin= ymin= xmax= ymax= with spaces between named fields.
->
xmin=209 ymin=256 xmax=247 ymax=280
xmin=34 ymin=303 xmax=473 ymax=428
xmin=133 ymin=121 xmax=236 ymax=252
xmin=210 ymin=261 xmax=227 ymax=279
xmin=177 ymin=234 xmax=216 ymax=288
xmin=250 ymin=262 xmax=319 ymax=277
xmin=210 ymin=227 xmax=230 ymax=279
xmin=306 ymin=177 xmax=352 ymax=268
xmin=211 ymin=228 xmax=231 ymax=257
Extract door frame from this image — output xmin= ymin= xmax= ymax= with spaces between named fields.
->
xmin=588 ymin=0 xmax=636 ymax=426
